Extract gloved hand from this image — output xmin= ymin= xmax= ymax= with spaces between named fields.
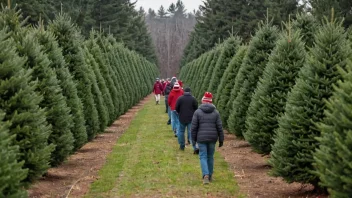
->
xmin=219 ymin=141 xmax=223 ymax=148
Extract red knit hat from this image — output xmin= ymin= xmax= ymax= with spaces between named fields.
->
xmin=202 ymin=92 xmax=213 ymax=103
xmin=173 ymin=82 xmax=180 ymax=90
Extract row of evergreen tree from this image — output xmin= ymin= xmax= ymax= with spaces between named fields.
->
xmin=181 ymin=0 xmax=352 ymax=67
xmin=0 ymin=0 xmax=157 ymax=63
xmin=0 ymin=5 xmax=158 ymax=197
xmin=179 ymin=12 xmax=352 ymax=197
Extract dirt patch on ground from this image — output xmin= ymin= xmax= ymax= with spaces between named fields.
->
xmin=27 ymin=96 xmax=151 ymax=198
xmin=218 ymin=132 xmax=328 ymax=198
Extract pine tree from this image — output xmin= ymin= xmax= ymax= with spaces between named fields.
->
xmin=49 ymin=13 xmax=100 ymax=140
xmin=1 ymin=8 xmax=74 ymax=166
xmin=217 ymin=46 xmax=247 ymax=128
xmin=34 ymin=28 xmax=87 ymax=150
xmin=269 ymin=18 xmax=352 ymax=186
xmin=0 ymin=112 xmax=27 ymax=198
xmin=227 ymin=21 xmax=279 ymax=137
xmin=208 ymin=36 xmax=241 ymax=98
xmin=85 ymin=32 xmax=115 ymax=124
xmin=314 ymin=60 xmax=352 ymax=197
xmin=245 ymin=28 xmax=307 ymax=154
xmin=158 ymin=5 xmax=168 ymax=18
xmin=0 ymin=27 xmax=53 ymax=182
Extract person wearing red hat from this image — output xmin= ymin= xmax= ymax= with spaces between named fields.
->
xmin=153 ymin=78 xmax=163 ymax=105
xmin=191 ymin=92 xmax=224 ymax=185
xmin=168 ymin=82 xmax=184 ymax=137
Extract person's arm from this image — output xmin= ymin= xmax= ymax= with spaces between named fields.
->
xmin=191 ymin=110 xmax=199 ymax=144
xmin=193 ymin=98 xmax=198 ymax=110
xmin=168 ymin=93 xmax=173 ymax=106
xmin=216 ymin=111 xmax=224 ymax=146
xmin=175 ymin=98 xmax=181 ymax=114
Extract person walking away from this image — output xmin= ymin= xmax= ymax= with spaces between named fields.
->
xmin=153 ymin=78 xmax=163 ymax=105
xmin=175 ymin=87 xmax=198 ymax=152
xmin=191 ymin=92 xmax=224 ymax=184
xmin=170 ymin=77 xmax=177 ymax=87
xmin=168 ymin=82 xmax=184 ymax=137
xmin=164 ymin=82 xmax=173 ymax=124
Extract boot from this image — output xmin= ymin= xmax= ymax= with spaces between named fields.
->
xmin=203 ymin=175 xmax=210 ymax=185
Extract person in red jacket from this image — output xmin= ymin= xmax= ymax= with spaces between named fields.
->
xmin=153 ymin=78 xmax=163 ymax=105
xmin=168 ymin=82 xmax=184 ymax=137
xmin=178 ymin=80 xmax=183 ymax=88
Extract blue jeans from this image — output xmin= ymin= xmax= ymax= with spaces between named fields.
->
xmin=198 ymin=142 xmax=216 ymax=178
xmin=167 ymin=106 xmax=171 ymax=121
xmin=171 ymin=110 xmax=179 ymax=135
xmin=178 ymin=122 xmax=196 ymax=150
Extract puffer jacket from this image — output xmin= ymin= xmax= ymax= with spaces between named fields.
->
xmin=191 ymin=104 xmax=224 ymax=143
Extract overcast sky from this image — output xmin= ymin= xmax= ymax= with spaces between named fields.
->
xmin=135 ymin=0 xmax=203 ymax=13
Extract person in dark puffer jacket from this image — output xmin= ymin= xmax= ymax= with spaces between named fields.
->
xmin=191 ymin=92 xmax=224 ymax=185
xmin=176 ymin=87 xmax=198 ymax=151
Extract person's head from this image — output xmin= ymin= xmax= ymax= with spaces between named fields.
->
xmin=202 ymin=92 xmax=213 ymax=104
xmin=156 ymin=78 xmax=160 ymax=82
xmin=184 ymin=87 xmax=191 ymax=93
xmin=161 ymin=79 xmax=165 ymax=82
xmin=166 ymin=78 xmax=170 ymax=82
xmin=173 ymin=82 xmax=181 ymax=90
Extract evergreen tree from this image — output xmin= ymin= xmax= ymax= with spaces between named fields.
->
xmin=198 ymin=45 xmax=222 ymax=100
xmin=194 ymin=50 xmax=215 ymax=99
xmin=314 ymin=60 xmax=352 ymax=197
xmin=83 ymin=46 xmax=108 ymax=133
xmin=245 ymin=29 xmax=307 ymax=154
xmin=85 ymin=32 xmax=115 ymax=124
xmin=49 ymin=13 xmax=100 ymax=140
xmin=1 ymin=8 xmax=74 ymax=166
xmin=217 ymin=46 xmax=247 ymax=128
xmin=168 ymin=3 xmax=176 ymax=16
xmin=34 ymin=28 xmax=87 ymax=150
xmin=227 ymin=21 xmax=279 ymax=137
xmin=269 ymin=18 xmax=352 ymax=186
xmin=96 ymin=34 xmax=121 ymax=117
xmin=309 ymin=0 xmax=352 ymax=28
xmin=208 ymin=36 xmax=241 ymax=97
xmin=0 ymin=112 xmax=27 ymax=198
xmin=158 ymin=5 xmax=168 ymax=18
xmin=292 ymin=13 xmax=319 ymax=48
xmin=0 ymin=27 xmax=53 ymax=182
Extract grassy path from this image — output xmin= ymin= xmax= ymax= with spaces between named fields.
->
xmin=85 ymin=97 xmax=241 ymax=198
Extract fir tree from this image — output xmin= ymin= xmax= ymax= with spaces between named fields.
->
xmin=83 ymin=46 xmax=108 ymax=133
xmin=269 ymin=18 xmax=352 ymax=186
xmin=34 ymin=28 xmax=87 ymax=150
xmin=49 ymin=13 xmax=100 ymax=140
xmin=314 ymin=60 xmax=352 ymax=197
xmin=292 ymin=13 xmax=319 ymax=48
xmin=85 ymin=32 xmax=115 ymax=124
xmin=96 ymin=35 xmax=121 ymax=117
xmin=194 ymin=50 xmax=215 ymax=99
xmin=198 ymin=45 xmax=222 ymax=100
xmin=0 ymin=27 xmax=53 ymax=182
xmin=227 ymin=21 xmax=279 ymax=137
xmin=1 ymin=8 xmax=74 ymax=166
xmin=245 ymin=28 xmax=307 ymax=154
xmin=209 ymin=36 xmax=241 ymax=98
xmin=0 ymin=112 xmax=27 ymax=198
xmin=217 ymin=46 xmax=247 ymax=128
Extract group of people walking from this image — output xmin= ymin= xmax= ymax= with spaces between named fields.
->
xmin=153 ymin=77 xmax=224 ymax=185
